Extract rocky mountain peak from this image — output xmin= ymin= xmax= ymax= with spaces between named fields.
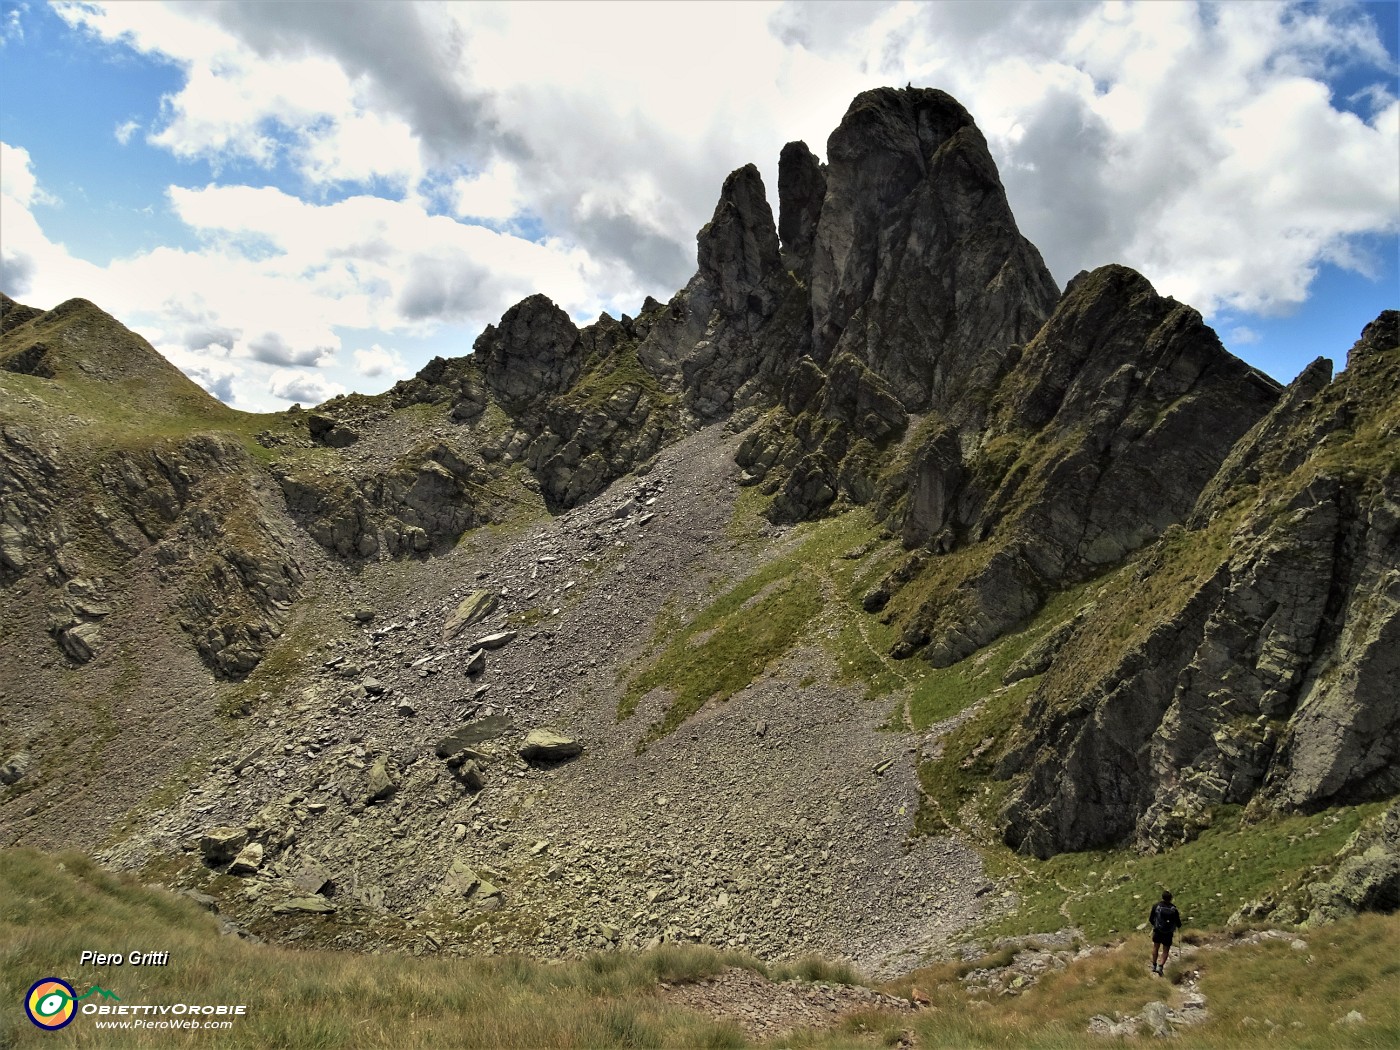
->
xmin=0 ymin=292 xmax=43 ymax=331
xmin=474 ymin=293 xmax=582 ymax=416
xmin=1349 ymin=308 xmax=1399 ymax=369
xmin=777 ymin=140 xmax=825 ymax=276
xmin=1 ymin=295 xmax=222 ymax=406
xmin=6 ymin=88 xmax=1396 ymax=949
xmin=807 ymin=86 xmax=1059 ymax=410
xmin=696 ymin=163 xmax=783 ymax=320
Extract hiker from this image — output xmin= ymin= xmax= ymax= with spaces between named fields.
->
xmin=1149 ymin=891 xmax=1182 ymax=975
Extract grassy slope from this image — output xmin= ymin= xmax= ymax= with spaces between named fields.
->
xmin=0 ymin=849 xmax=749 ymax=1049
xmin=619 ymin=505 xmax=908 ymax=741
xmin=4 ymin=849 xmax=1397 ymax=1049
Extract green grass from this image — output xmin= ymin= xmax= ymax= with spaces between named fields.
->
xmin=905 ymin=581 xmax=1091 ymax=732
xmin=976 ymin=802 xmax=1388 ymax=941
xmin=620 ymin=571 xmax=824 ymax=738
xmin=216 ymin=601 xmax=327 ymax=718
xmin=620 ymin=511 xmax=898 ymax=740
xmin=562 ymin=344 xmax=673 ymax=414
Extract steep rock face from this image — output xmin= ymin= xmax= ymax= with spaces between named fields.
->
xmin=475 ymin=295 xmax=583 ymax=418
xmin=276 ymin=441 xmax=492 ymax=559
xmin=888 ymin=266 xmax=1281 ymax=667
xmin=2 ymin=297 xmax=301 ymax=678
xmin=637 ymin=164 xmax=807 ymax=424
xmin=0 ymin=426 xmax=67 ymax=582
xmin=736 ymin=87 xmax=1061 ymax=523
xmin=998 ymin=311 xmax=1399 ymax=857
xmin=809 ymin=87 xmax=1059 ymax=409
xmin=777 ymin=140 xmax=825 ymax=276
xmin=97 ymin=435 xmax=304 ymax=678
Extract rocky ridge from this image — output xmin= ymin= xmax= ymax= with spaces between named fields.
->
xmin=998 ymin=311 xmax=1400 ymax=856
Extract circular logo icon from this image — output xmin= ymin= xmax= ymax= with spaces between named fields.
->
xmin=25 ymin=978 xmax=77 ymax=1030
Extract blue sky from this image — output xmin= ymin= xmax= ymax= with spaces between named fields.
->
xmin=2 ymin=1 xmax=1397 ymax=410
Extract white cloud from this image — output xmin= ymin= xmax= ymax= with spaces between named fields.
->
xmin=15 ymin=0 xmax=1399 ymax=406
xmin=114 ymin=119 xmax=140 ymax=145
xmin=785 ymin=0 xmax=1400 ymax=315
xmin=452 ymin=161 xmax=524 ymax=222
xmin=1 ymin=141 xmax=88 ymax=296
xmin=2 ymin=141 xmax=44 ymax=206
xmin=267 ymin=367 xmax=344 ymax=405
xmin=1227 ymin=326 xmax=1261 ymax=346
xmin=353 ymin=343 xmax=406 ymax=379
xmin=246 ymin=331 xmax=334 ymax=367
xmin=2 ymin=142 xmax=643 ymax=409
xmin=1 ymin=3 xmax=25 ymax=45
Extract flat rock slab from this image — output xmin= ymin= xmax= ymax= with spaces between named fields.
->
xmin=444 ymin=590 xmax=498 ymax=641
xmin=435 ymin=715 xmax=515 ymax=758
xmin=469 ymin=631 xmax=517 ymax=651
xmin=273 ymin=896 xmax=336 ymax=914
xmin=227 ymin=842 xmax=264 ymax=877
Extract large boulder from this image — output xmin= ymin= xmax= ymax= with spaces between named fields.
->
xmin=519 ymin=729 xmax=583 ymax=763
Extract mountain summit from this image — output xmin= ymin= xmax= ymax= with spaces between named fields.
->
xmin=2 ymin=87 xmax=1396 ymax=971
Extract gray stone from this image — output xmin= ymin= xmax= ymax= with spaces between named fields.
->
xmin=366 ymin=757 xmax=398 ymax=803
xmin=454 ymin=760 xmax=485 ymax=792
xmin=291 ymin=864 xmax=334 ymax=896
xmin=470 ymin=631 xmax=517 ymax=651
xmin=0 ymin=750 xmax=31 ymax=786
xmin=519 ymin=729 xmax=583 ymax=763
xmin=443 ymin=590 xmax=498 ymax=641
xmin=227 ymin=842 xmax=264 ymax=877
xmin=1142 ymin=1001 xmax=1171 ymax=1038
xmin=441 ymin=857 xmax=481 ymax=897
xmin=435 ymin=715 xmax=514 ymax=759
xmin=200 ymin=826 xmax=248 ymax=865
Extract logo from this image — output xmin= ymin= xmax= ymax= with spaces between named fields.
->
xmin=24 ymin=979 xmax=121 ymax=1030
xmin=25 ymin=979 xmax=76 ymax=1030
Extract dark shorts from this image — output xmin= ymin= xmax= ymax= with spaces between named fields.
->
xmin=1152 ymin=931 xmax=1174 ymax=947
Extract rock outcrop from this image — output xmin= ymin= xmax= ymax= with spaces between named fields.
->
xmin=887 ymin=265 xmax=1281 ymax=667
xmin=999 ymin=311 xmax=1399 ymax=856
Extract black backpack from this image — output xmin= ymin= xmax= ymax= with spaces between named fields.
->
xmin=1152 ymin=903 xmax=1179 ymax=934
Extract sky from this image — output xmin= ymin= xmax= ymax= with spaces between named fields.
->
xmin=1 ymin=1 xmax=1397 ymax=412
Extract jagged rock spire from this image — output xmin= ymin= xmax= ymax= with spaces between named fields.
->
xmin=696 ymin=163 xmax=783 ymax=319
xmin=808 ymin=86 xmax=1060 ymax=410
xmin=777 ymin=140 xmax=825 ymax=277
